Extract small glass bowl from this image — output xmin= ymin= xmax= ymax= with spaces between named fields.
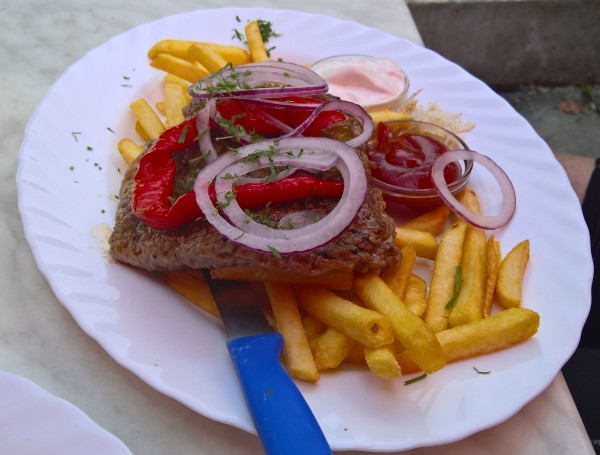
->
xmin=368 ymin=120 xmax=473 ymax=212
xmin=310 ymin=54 xmax=410 ymax=112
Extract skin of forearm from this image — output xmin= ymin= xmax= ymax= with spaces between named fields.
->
xmin=553 ymin=152 xmax=595 ymax=204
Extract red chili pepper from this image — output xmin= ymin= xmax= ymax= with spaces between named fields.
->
xmin=131 ymin=118 xmax=344 ymax=230
xmin=216 ymin=96 xmax=346 ymax=137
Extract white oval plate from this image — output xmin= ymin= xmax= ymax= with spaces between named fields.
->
xmin=0 ymin=371 xmax=131 ymax=455
xmin=17 ymin=7 xmax=592 ymax=452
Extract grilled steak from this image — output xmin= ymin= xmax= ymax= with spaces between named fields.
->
xmin=109 ymin=159 xmax=399 ymax=281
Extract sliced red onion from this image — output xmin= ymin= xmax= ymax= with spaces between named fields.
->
xmin=188 ymin=62 xmax=328 ymax=99
xmin=278 ymin=210 xmax=322 ymax=229
xmin=431 ymin=149 xmax=516 ymax=230
xmin=196 ymin=99 xmax=218 ymax=163
xmin=194 ymin=137 xmax=367 ymax=254
xmin=279 ymin=99 xmax=374 ymax=149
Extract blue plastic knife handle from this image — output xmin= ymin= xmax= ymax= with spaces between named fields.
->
xmin=227 ymin=332 xmax=332 ymax=455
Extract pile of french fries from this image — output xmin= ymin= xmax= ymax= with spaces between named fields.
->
xmin=116 ymin=22 xmax=539 ymax=383
xmin=166 ymin=190 xmax=537 ymax=382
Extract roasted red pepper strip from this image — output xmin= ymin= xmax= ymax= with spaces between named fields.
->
xmin=216 ymin=96 xmax=347 ymax=137
xmin=131 ymin=117 xmax=344 ymax=229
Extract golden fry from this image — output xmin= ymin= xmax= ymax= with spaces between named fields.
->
xmin=404 ymin=274 xmax=428 ymax=318
xmin=394 ymin=227 xmax=439 ymax=260
xmin=380 ymin=244 xmax=416 ymax=299
xmin=314 ymin=327 xmax=356 ymax=370
xmin=163 ymin=82 xmax=187 ymax=127
xmin=265 ymin=282 xmax=319 ymax=381
xmin=294 ymin=286 xmax=394 ymax=348
xmin=163 ymin=73 xmax=192 ymax=103
xmin=245 ymin=20 xmax=269 ymax=62
xmin=150 ymin=53 xmax=209 ymax=83
xmin=117 ymin=138 xmax=144 ymax=165
xmin=397 ymin=308 xmax=540 ymax=373
xmin=148 ymin=39 xmax=250 ymax=65
xmin=188 ymin=43 xmax=229 ymax=73
xmin=448 ymin=189 xmax=487 ymax=327
xmin=483 ymin=236 xmax=501 ymax=317
xmin=129 ymin=98 xmax=165 ymax=139
xmin=135 ymin=121 xmax=151 ymax=142
xmin=354 ymin=273 xmax=446 ymax=374
xmin=497 ymin=240 xmax=530 ymax=308
xmin=400 ymin=204 xmax=451 ymax=237
xmin=364 ymin=344 xmax=401 ymax=380
xmin=369 ymin=110 xmax=410 ymax=124
xmin=163 ymin=271 xmax=220 ymax=318
xmin=424 ymin=221 xmax=468 ymax=332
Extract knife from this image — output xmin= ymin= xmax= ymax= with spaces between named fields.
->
xmin=207 ymin=278 xmax=332 ymax=455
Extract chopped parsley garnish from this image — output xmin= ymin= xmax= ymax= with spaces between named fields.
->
xmin=106 ymin=127 xmax=115 ymax=133
xmin=268 ymin=245 xmax=282 ymax=259
xmin=216 ymin=191 xmax=236 ymax=209
xmin=404 ymin=373 xmax=427 ymax=385
xmin=71 ymin=131 xmax=82 ymax=142
xmin=473 ymin=367 xmax=491 ymax=375
xmin=178 ymin=123 xmax=189 ymax=144
xmin=86 ymin=146 xmax=93 ymax=151
xmin=444 ymin=265 xmax=462 ymax=310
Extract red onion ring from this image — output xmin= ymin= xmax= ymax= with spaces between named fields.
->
xmin=188 ymin=62 xmax=328 ymax=99
xmin=431 ymin=149 xmax=516 ymax=230
xmin=194 ymin=137 xmax=367 ymax=254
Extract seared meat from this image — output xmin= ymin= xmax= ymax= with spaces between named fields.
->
xmin=109 ymin=154 xmax=399 ymax=276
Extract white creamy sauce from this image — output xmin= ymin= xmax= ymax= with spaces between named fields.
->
xmin=312 ymin=56 xmax=407 ymax=109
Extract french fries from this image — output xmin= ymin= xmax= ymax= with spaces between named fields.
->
xmin=129 ymin=98 xmax=165 ymax=139
xmin=397 ymin=308 xmax=540 ymax=373
xmin=448 ymin=189 xmax=487 ymax=327
xmin=403 ymin=274 xmax=428 ymax=318
xmin=394 ymin=227 xmax=439 ymax=260
xmin=265 ymin=282 xmax=319 ymax=381
xmin=149 ymin=53 xmax=209 ymax=83
xmin=354 ymin=273 xmax=446 ymax=374
xmin=188 ymin=43 xmax=229 ymax=73
xmin=364 ymin=344 xmax=401 ymax=380
xmin=245 ymin=20 xmax=269 ymax=62
xmin=148 ymin=39 xmax=250 ymax=65
xmin=497 ymin=240 xmax=530 ymax=308
xmin=399 ymin=204 xmax=451 ymax=237
xmin=313 ymin=327 xmax=356 ymax=370
xmin=295 ymin=286 xmax=394 ymax=348
xmin=163 ymin=271 xmax=220 ymax=318
xmin=483 ymin=236 xmax=501 ymax=317
xmin=424 ymin=221 xmax=467 ymax=332
xmin=380 ymin=244 xmax=416 ymax=299
xmin=117 ymin=138 xmax=144 ymax=165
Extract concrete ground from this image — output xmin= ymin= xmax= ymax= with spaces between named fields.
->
xmin=497 ymin=84 xmax=600 ymax=158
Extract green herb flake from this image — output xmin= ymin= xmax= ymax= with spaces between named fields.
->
xmin=71 ymin=131 xmax=82 ymax=142
xmin=216 ymin=191 xmax=237 ymax=209
xmin=267 ymin=245 xmax=282 ymax=259
xmin=86 ymin=146 xmax=93 ymax=151
xmin=444 ymin=265 xmax=462 ymax=310
xmin=473 ymin=367 xmax=491 ymax=375
xmin=178 ymin=123 xmax=189 ymax=144
xmin=404 ymin=373 xmax=427 ymax=386
xmin=106 ymin=127 xmax=115 ymax=133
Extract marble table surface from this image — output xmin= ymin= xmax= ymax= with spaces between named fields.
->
xmin=1 ymin=0 xmax=594 ymax=453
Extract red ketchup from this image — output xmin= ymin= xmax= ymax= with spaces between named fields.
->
xmin=368 ymin=122 xmax=461 ymax=191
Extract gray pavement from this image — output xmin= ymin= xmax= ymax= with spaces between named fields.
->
xmin=497 ymin=84 xmax=600 ymax=158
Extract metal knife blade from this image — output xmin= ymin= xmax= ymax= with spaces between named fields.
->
xmin=208 ymin=279 xmax=273 ymax=340
xmin=207 ymin=278 xmax=332 ymax=455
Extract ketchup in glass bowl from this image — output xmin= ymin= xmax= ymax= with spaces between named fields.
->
xmin=367 ymin=120 xmax=473 ymax=211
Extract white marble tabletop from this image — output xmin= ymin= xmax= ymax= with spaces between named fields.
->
xmin=1 ymin=0 xmax=594 ymax=454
